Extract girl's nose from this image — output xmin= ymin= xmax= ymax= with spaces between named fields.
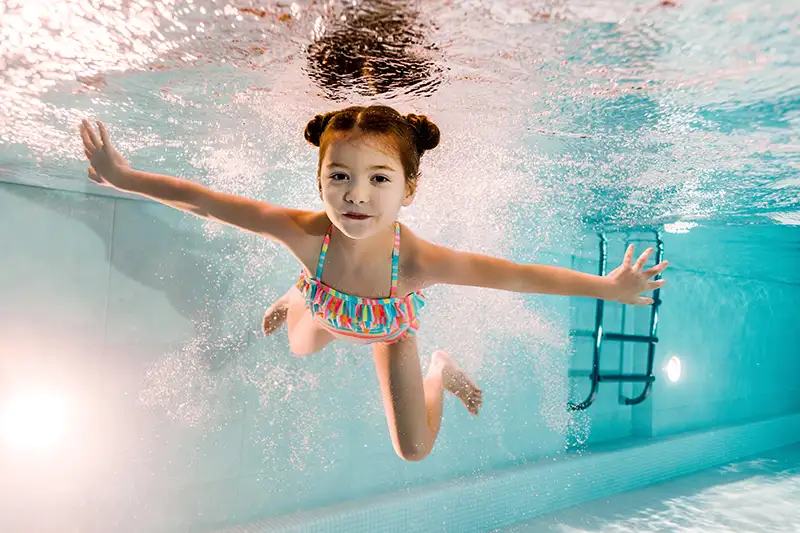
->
xmin=344 ymin=181 xmax=369 ymax=204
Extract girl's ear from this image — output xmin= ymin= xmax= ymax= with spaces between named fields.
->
xmin=402 ymin=184 xmax=416 ymax=207
xmin=402 ymin=174 xmax=419 ymax=207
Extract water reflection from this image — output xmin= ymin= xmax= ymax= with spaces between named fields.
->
xmin=304 ymin=0 xmax=444 ymax=100
xmin=501 ymin=448 xmax=800 ymax=532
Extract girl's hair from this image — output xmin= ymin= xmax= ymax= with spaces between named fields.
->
xmin=304 ymin=105 xmax=440 ymax=196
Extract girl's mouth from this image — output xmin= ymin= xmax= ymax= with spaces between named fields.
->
xmin=343 ymin=213 xmax=372 ymax=220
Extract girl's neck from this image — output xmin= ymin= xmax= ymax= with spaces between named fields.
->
xmin=330 ymin=223 xmax=396 ymax=262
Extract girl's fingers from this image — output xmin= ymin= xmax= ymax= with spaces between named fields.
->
xmin=644 ymin=260 xmax=669 ymax=277
xmin=88 ymin=167 xmax=101 ymax=183
xmin=80 ymin=123 xmax=96 ymax=151
xmin=633 ymin=248 xmax=653 ymax=270
xmin=82 ymin=119 xmax=102 ymax=149
xmin=648 ymin=279 xmax=666 ymax=290
xmin=622 ymin=244 xmax=635 ymax=266
xmin=97 ymin=121 xmax=110 ymax=147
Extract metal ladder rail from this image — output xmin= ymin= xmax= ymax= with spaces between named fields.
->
xmin=568 ymin=231 xmax=664 ymax=411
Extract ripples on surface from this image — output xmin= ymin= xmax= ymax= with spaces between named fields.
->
xmin=0 ymin=0 xmax=797 ymax=230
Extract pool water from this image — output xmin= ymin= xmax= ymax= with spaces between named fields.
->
xmin=0 ymin=1 xmax=798 ymax=532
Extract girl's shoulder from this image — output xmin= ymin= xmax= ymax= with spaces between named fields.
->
xmin=397 ymin=223 xmax=443 ymax=289
xmin=398 ymin=224 xmax=487 ymax=290
xmin=297 ymin=210 xmax=332 ymax=234
xmin=284 ymin=210 xmax=331 ymax=272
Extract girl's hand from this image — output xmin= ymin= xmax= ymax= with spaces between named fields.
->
xmin=79 ymin=119 xmax=130 ymax=188
xmin=606 ymin=245 xmax=668 ymax=305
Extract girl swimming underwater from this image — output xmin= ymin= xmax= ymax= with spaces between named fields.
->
xmin=79 ymin=105 xmax=667 ymax=462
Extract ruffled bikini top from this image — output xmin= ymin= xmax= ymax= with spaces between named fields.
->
xmin=296 ymin=221 xmax=425 ymax=344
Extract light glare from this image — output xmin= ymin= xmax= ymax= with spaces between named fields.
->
xmin=666 ymin=355 xmax=682 ymax=382
xmin=1 ymin=389 xmax=70 ymax=451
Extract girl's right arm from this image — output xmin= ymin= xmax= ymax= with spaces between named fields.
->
xmin=79 ymin=119 xmax=311 ymax=246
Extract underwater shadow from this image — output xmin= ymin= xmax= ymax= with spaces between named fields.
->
xmin=2 ymin=182 xmax=257 ymax=371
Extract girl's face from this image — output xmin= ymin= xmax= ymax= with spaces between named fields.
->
xmin=319 ymin=131 xmax=413 ymax=240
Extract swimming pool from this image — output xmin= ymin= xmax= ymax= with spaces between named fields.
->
xmin=1 ymin=1 xmax=798 ymax=532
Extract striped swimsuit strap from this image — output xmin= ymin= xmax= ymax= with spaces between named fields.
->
xmin=315 ymin=221 xmax=401 ymax=298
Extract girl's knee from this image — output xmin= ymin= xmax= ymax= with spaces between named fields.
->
xmin=397 ymin=449 xmax=430 ymax=462
xmin=393 ymin=440 xmax=432 ymax=462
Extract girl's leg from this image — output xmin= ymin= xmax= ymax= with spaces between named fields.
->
xmin=372 ymin=336 xmax=482 ymax=462
xmin=283 ymin=286 xmax=335 ymax=356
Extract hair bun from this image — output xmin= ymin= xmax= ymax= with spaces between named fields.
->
xmin=304 ymin=112 xmax=336 ymax=147
xmin=405 ymin=113 xmax=440 ymax=154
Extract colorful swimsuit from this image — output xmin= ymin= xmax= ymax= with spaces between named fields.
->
xmin=296 ymin=221 xmax=425 ymax=345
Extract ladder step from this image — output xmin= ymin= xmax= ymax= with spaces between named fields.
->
xmin=569 ymin=330 xmax=659 ymax=343
xmin=598 ymin=374 xmax=655 ymax=383
xmin=568 ymin=371 xmax=655 ymax=383
xmin=604 ymin=333 xmax=659 ymax=343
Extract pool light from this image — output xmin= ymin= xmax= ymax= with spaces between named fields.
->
xmin=665 ymin=355 xmax=682 ymax=382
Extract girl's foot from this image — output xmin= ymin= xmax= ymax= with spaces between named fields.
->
xmin=262 ymin=290 xmax=292 ymax=335
xmin=431 ymin=350 xmax=483 ymax=416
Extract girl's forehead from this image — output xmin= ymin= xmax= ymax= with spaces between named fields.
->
xmin=324 ymin=132 xmax=401 ymax=164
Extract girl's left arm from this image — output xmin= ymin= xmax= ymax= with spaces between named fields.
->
xmin=417 ymin=242 xmax=668 ymax=306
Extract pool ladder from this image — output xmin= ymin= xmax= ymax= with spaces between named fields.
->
xmin=568 ymin=231 xmax=664 ymax=411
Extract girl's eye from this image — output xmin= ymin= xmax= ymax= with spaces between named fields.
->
xmin=331 ymin=173 xmax=348 ymax=181
xmin=374 ymin=175 xmax=390 ymax=183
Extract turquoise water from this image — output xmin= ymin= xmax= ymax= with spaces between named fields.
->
xmin=0 ymin=1 xmax=798 ymax=532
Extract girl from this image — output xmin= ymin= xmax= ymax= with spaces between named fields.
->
xmin=79 ymin=105 xmax=668 ymax=462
